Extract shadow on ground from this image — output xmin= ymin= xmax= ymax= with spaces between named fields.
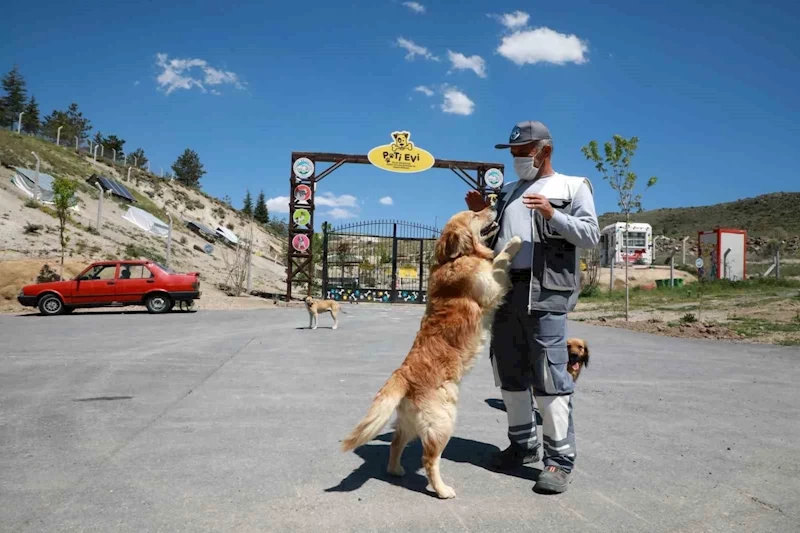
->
xmin=326 ymin=432 xmax=541 ymax=498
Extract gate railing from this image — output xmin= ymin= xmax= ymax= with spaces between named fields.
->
xmin=322 ymin=220 xmax=440 ymax=304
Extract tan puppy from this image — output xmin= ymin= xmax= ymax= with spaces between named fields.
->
xmin=304 ymin=296 xmax=340 ymax=330
xmin=566 ymin=338 xmax=590 ymax=382
xmin=341 ymin=206 xmax=521 ymax=499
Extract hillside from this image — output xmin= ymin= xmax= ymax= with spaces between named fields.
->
xmin=598 ymin=192 xmax=800 ymax=238
xmin=0 ymin=130 xmax=289 ymax=311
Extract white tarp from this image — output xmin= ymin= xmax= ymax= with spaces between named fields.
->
xmin=122 ymin=206 xmax=170 ymax=238
xmin=215 ymin=225 xmax=239 ymax=245
xmin=12 ymin=167 xmax=55 ymax=203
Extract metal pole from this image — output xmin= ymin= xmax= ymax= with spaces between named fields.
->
xmin=418 ymin=238 xmax=424 ymax=295
xmin=17 ymin=112 xmax=24 ymax=133
xmin=56 ymin=126 xmax=63 ymax=146
xmin=390 ymin=223 xmax=398 ymax=303
xmin=94 ymin=182 xmax=103 ymax=233
xmin=166 ymin=214 xmax=173 ymax=268
xmin=670 ymin=255 xmax=675 ymax=288
xmin=100 ymin=144 xmax=104 ymax=157
xmin=246 ymin=214 xmax=254 ymax=293
xmin=321 ymin=224 xmax=329 ymax=298
xmin=31 ymin=151 xmax=41 ymax=200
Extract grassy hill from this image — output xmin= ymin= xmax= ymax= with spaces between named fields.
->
xmin=598 ymin=192 xmax=800 ymax=240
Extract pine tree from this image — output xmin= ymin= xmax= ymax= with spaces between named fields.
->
xmin=129 ymin=148 xmax=148 ymax=169
xmin=22 ymin=95 xmax=40 ymax=134
xmin=242 ymin=189 xmax=253 ymax=216
xmin=171 ymin=148 xmax=206 ymax=188
xmin=65 ymin=102 xmax=91 ymax=140
xmin=1 ymin=65 xmax=27 ymax=128
xmin=254 ymin=191 xmax=269 ymax=224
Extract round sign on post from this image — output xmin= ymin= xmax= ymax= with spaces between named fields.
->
xmin=292 ymin=208 xmax=311 ymax=227
xmin=294 ymin=184 xmax=312 ymax=203
xmin=485 ymin=168 xmax=504 ymax=189
xmin=292 ymin=234 xmax=310 ymax=253
xmin=293 ymin=157 xmax=315 ymax=180
xmin=695 ymin=258 xmax=704 ymax=269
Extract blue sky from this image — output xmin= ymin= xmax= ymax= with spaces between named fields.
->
xmin=5 ymin=0 xmax=800 ymax=229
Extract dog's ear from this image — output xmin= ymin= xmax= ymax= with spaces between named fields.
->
xmin=436 ymin=227 xmax=471 ymax=263
xmin=391 ymin=132 xmax=400 ymax=142
xmin=583 ymin=341 xmax=589 ymax=366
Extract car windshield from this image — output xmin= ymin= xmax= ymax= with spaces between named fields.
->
xmin=152 ymin=262 xmax=175 ymax=274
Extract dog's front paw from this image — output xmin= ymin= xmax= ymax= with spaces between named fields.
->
xmin=387 ymin=465 xmax=406 ymax=477
xmin=434 ymin=485 xmax=456 ymax=499
xmin=503 ymin=236 xmax=523 ymax=257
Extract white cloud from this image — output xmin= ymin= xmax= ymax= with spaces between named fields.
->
xmin=134 ymin=80 xmax=140 ymax=86
xmin=497 ymin=27 xmax=589 ymax=66
xmin=396 ymin=37 xmax=439 ymax=62
xmin=489 ymin=11 xmax=530 ymax=30
xmin=402 ymin=1 xmax=425 ymax=13
xmin=440 ymin=87 xmax=475 ymax=116
xmin=326 ymin=208 xmax=358 ymax=220
xmin=155 ymin=53 xmax=245 ymax=95
xmin=379 ymin=196 xmax=394 ymax=205
xmin=266 ymin=196 xmax=290 ymax=214
xmin=446 ymin=50 xmax=487 ymax=78
xmin=414 ymin=85 xmax=434 ymax=97
xmin=316 ymin=192 xmax=357 ymax=208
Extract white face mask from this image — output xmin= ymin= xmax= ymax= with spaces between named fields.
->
xmin=513 ymin=153 xmax=542 ymax=181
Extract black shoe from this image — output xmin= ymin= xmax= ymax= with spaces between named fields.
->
xmin=490 ymin=443 xmax=540 ymax=470
xmin=534 ymin=465 xmax=573 ymax=494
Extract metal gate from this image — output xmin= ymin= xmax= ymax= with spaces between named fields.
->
xmin=322 ymin=220 xmax=441 ymax=304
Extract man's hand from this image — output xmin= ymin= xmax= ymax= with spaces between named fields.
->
xmin=465 ymin=190 xmax=488 ymax=212
xmin=522 ymin=194 xmax=554 ymax=220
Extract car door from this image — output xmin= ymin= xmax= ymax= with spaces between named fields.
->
xmin=72 ymin=263 xmax=119 ymax=306
xmin=115 ymin=263 xmax=156 ymax=303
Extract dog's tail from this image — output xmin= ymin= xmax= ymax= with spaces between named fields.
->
xmin=341 ymin=372 xmax=407 ymax=452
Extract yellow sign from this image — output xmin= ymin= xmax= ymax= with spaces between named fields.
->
xmin=398 ymin=267 xmax=418 ymax=278
xmin=367 ymin=131 xmax=435 ymax=173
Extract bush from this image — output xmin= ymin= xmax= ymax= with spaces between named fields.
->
xmin=24 ymin=222 xmax=43 ymax=235
xmin=24 ymin=198 xmax=40 ymax=209
xmin=36 ymin=264 xmax=61 ymax=283
xmin=124 ymin=243 xmax=165 ymax=264
xmin=680 ymin=312 xmax=698 ymax=324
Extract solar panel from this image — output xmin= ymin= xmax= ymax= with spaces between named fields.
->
xmin=96 ymin=175 xmax=136 ymax=203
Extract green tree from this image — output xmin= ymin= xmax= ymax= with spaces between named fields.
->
xmin=52 ymin=177 xmax=79 ymax=278
xmin=128 ymin=148 xmax=148 ymax=169
xmin=581 ymin=134 xmax=658 ymax=321
xmin=242 ymin=189 xmax=253 ymax=216
xmin=171 ymin=148 xmax=206 ymax=187
xmin=93 ymin=131 xmax=104 ymax=145
xmin=254 ymin=191 xmax=269 ymax=224
xmin=21 ymin=95 xmax=40 ymax=134
xmin=102 ymin=134 xmax=125 ymax=154
xmin=1 ymin=65 xmax=27 ymax=128
xmin=41 ymin=102 xmax=92 ymax=142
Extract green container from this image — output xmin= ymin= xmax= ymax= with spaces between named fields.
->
xmin=656 ymin=278 xmax=684 ymax=288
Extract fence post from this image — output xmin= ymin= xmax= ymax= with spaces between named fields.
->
xmin=17 ymin=112 xmax=24 ymax=133
xmin=93 ymin=144 xmax=98 ymax=161
xmin=56 ymin=126 xmax=62 ymax=146
xmin=322 ymin=224 xmax=330 ymax=299
xmin=112 ymin=149 xmax=116 ymax=163
xmin=418 ymin=238 xmax=424 ymax=296
xmin=127 ymin=166 xmax=132 ymax=181
xmin=390 ymin=223 xmax=398 ymax=303
xmin=609 ymin=235 xmax=615 ymax=293
xmin=31 ymin=151 xmax=41 ymax=200
xmin=776 ymin=249 xmax=781 ymax=279
xmin=75 ymin=136 xmax=79 ymax=151
xmin=166 ymin=214 xmax=173 ymax=268
xmin=670 ymin=254 xmax=675 ymax=288
xmin=94 ymin=182 xmax=103 ymax=233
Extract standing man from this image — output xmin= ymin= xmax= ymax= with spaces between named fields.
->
xmin=465 ymin=121 xmax=599 ymax=493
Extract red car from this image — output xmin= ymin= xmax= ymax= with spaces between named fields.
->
xmin=17 ymin=260 xmax=201 ymax=316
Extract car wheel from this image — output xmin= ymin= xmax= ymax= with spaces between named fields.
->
xmin=38 ymin=294 xmax=65 ymax=316
xmin=145 ymin=293 xmax=171 ymax=314
xmin=166 ymin=301 xmax=175 ymax=312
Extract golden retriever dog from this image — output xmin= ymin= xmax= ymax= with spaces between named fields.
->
xmin=304 ymin=296 xmax=340 ymax=330
xmin=566 ymin=338 xmax=590 ymax=382
xmin=340 ymin=206 xmax=522 ymax=499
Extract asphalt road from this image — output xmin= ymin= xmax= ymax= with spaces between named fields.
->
xmin=1 ymin=306 xmax=798 ymax=533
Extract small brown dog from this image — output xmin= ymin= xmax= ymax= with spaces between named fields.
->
xmin=304 ymin=296 xmax=340 ymax=330
xmin=341 ymin=206 xmax=521 ymax=499
xmin=566 ymin=338 xmax=590 ymax=382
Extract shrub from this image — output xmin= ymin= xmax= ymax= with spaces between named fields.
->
xmin=36 ymin=264 xmax=61 ymax=283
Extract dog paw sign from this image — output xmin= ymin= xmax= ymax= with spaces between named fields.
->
xmin=368 ymin=131 xmax=435 ymax=173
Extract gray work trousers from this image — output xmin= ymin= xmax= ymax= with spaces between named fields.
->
xmin=489 ymin=279 xmax=576 ymax=472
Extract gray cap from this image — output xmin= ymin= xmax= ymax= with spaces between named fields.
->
xmin=495 ymin=120 xmax=552 ymax=149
